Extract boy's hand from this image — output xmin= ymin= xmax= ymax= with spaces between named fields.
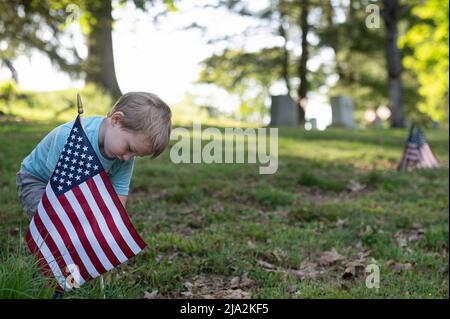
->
xmin=118 ymin=195 xmax=127 ymax=208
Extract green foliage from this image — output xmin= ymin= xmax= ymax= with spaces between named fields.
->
xmin=0 ymin=0 xmax=82 ymax=75
xmin=400 ymin=0 xmax=449 ymax=122
xmin=0 ymin=254 xmax=54 ymax=299
xmin=0 ymin=82 xmax=113 ymax=121
xmin=0 ymin=120 xmax=448 ymax=298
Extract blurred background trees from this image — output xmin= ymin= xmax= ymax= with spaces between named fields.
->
xmin=0 ymin=0 xmax=448 ymax=127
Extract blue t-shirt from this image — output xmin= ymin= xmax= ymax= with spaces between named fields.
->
xmin=20 ymin=116 xmax=135 ymax=196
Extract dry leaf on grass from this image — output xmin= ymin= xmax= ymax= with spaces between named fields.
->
xmin=229 ymin=272 xmax=253 ymax=289
xmin=257 ymin=259 xmax=277 ymax=270
xmin=388 ymin=261 xmax=414 ymax=273
xmin=142 ymin=290 xmax=159 ymax=299
xmin=317 ymin=248 xmax=345 ymax=266
xmin=289 ymin=260 xmax=325 ymax=280
xmin=348 ymin=180 xmax=366 ymax=192
xmin=201 ymin=289 xmax=251 ymax=299
xmin=394 ymin=227 xmax=425 ymax=247
xmin=342 ymin=250 xmax=371 ymax=280
xmin=342 ymin=261 xmax=365 ymax=279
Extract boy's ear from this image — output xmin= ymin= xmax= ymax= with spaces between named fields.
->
xmin=110 ymin=111 xmax=125 ymax=126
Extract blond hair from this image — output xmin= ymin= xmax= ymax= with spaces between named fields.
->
xmin=107 ymin=92 xmax=172 ymax=158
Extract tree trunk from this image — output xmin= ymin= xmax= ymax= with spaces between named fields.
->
xmin=278 ymin=21 xmax=291 ymax=96
xmin=297 ymin=0 xmax=309 ymax=125
xmin=383 ymin=0 xmax=404 ymax=127
xmin=85 ymin=0 xmax=122 ymax=100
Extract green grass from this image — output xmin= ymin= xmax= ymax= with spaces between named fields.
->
xmin=0 ymin=118 xmax=448 ymax=299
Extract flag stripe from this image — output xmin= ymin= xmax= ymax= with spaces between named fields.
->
xmin=73 ymin=184 xmax=125 ymax=265
xmin=29 ymin=219 xmax=66 ymax=289
xmin=96 ymin=172 xmax=146 ymax=252
xmin=86 ymin=179 xmax=135 ymax=259
xmin=36 ymin=200 xmax=90 ymax=283
xmin=26 ymin=228 xmax=53 ymax=279
xmin=33 ymin=209 xmax=86 ymax=286
xmin=65 ymin=189 xmax=115 ymax=271
xmin=47 ymin=186 xmax=103 ymax=276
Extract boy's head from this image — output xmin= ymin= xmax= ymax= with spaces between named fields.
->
xmin=102 ymin=92 xmax=172 ymax=161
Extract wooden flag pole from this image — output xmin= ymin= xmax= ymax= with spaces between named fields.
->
xmin=77 ymin=93 xmax=84 ymax=115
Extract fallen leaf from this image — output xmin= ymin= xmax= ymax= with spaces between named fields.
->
xmin=394 ymin=226 xmax=425 ymax=247
xmin=348 ymin=180 xmax=366 ymax=192
xmin=143 ymin=290 xmax=159 ymax=299
xmin=336 ymin=219 xmax=348 ymax=228
xmin=271 ymin=249 xmax=288 ymax=261
xmin=204 ymin=289 xmax=251 ymax=299
xmin=388 ymin=261 xmax=414 ymax=273
xmin=289 ymin=260 xmax=324 ymax=280
xmin=257 ymin=259 xmax=277 ymax=270
xmin=342 ymin=261 xmax=365 ymax=279
xmin=317 ymin=248 xmax=345 ymax=266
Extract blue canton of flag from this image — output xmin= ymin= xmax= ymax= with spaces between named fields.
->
xmin=51 ymin=116 xmax=103 ymax=196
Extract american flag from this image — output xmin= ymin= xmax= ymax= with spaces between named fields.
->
xmin=25 ymin=115 xmax=146 ymax=290
xmin=398 ymin=126 xmax=440 ymax=171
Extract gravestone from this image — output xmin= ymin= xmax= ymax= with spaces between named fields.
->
xmin=270 ymin=95 xmax=298 ymax=126
xmin=330 ymin=96 xmax=354 ymax=127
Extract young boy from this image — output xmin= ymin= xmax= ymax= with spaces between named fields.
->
xmin=16 ymin=92 xmax=172 ymax=220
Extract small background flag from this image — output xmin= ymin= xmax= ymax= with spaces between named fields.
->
xmin=25 ymin=115 xmax=146 ymax=290
xmin=398 ymin=125 xmax=440 ymax=171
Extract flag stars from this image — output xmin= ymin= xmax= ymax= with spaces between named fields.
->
xmin=93 ymin=165 xmax=99 ymax=170
xmin=73 ymin=127 xmax=78 ymax=132
xmin=88 ymin=155 xmax=93 ymax=161
xmin=61 ymin=171 xmax=66 ymax=176
xmin=76 ymin=144 xmax=81 ymax=149
xmin=69 ymin=142 xmax=74 ymax=147
xmin=68 ymin=173 xmax=74 ymax=179
xmin=72 ymin=158 xmax=77 ymax=164
xmin=81 ymin=153 xmax=86 ymax=159
xmin=70 ymin=166 xmax=75 ymax=171
xmin=84 ymin=169 xmax=90 ymax=175
xmin=77 ymin=168 xmax=83 ymax=173
xmin=59 ymin=178 xmax=64 ymax=184
xmin=74 ymin=151 xmax=79 ymax=157
xmin=53 ymin=176 xmax=58 ymax=181
xmin=63 ymin=164 xmax=68 ymax=169
xmin=58 ymin=185 xmax=63 ymax=191
xmin=83 ymin=146 xmax=88 ymax=152
xmin=86 ymin=163 xmax=91 ymax=168
xmin=75 ymin=175 xmax=81 ymax=181
xmin=77 ymin=136 xmax=82 ymax=142
xmin=79 ymin=160 xmax=84 ymax=166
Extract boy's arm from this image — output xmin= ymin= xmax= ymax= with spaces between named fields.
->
xmin=118 ymin=195 xmax=127 ymax=208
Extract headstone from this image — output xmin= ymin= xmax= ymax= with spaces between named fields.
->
xmin=374 ymin=115 xmax=383 ymax=128
xmin=270 ymin=95 xmax=298 ymax=126
xmin=308 ymin=118 xmax=318 ymax=130
xmin=330 ymin=96 xmax=354 ymax=128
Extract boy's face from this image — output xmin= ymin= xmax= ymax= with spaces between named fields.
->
xmin=103 ymin=112 xmax=153 ymax=161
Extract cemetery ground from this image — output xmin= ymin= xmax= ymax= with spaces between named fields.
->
xmin=0 ymin=119 xmax=448 ymax=299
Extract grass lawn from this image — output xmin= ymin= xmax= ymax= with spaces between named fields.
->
xmin=0 ymin=118 xmax=448 ymax=299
